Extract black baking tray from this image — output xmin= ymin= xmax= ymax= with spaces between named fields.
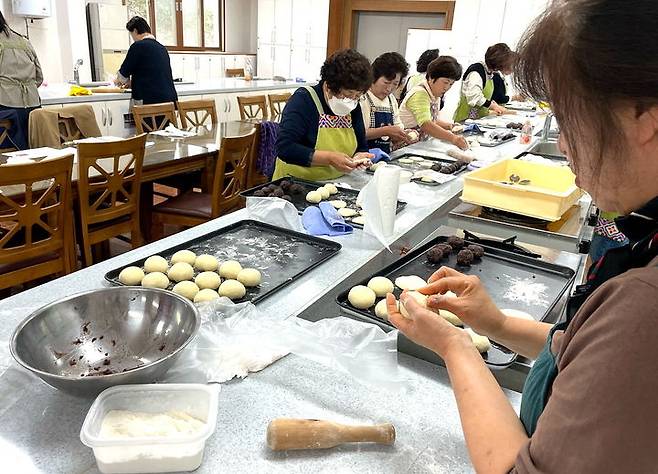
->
xmin=105 ymin=220 xmax=341 ymax=304
xmin=368 ymin=153 xmax=467 ymax=187
xmin=240 ymin=177 xmax=406 ymax=227
xmin=336 ymin=233 xmax=576 ymax=368
xmin=478 ymin=133 xmax=517 ymax=147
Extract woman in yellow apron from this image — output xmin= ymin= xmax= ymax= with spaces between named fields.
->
xmin=274 ymin=49 xmax=373 ymax=181
xmin=453 ymin=43 xmax=516 ymax=122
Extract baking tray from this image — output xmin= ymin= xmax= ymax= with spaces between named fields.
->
xmin=477 ymin=133 xmax=517 ymax=147
xmin=336 ymin=233 xmax=575 ymax=368
xmin=105 ymin=220 xmax=341 ymax=304
xmin=241 ymin=177 xmax=406 ymax=227
xmin=369 ymin=153 xmax=468 ymax=186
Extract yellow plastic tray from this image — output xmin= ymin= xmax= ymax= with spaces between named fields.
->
xmin=462 ymin=159 xmax=583 ymax=221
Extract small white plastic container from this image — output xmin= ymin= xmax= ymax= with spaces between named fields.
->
xmin=80 ymin=384 xmax=219 ymax=474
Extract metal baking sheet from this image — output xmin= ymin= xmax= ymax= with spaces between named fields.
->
xmin=336 ymin=233 xmax=575 ymax=368
xmin=478 ymin=133 xmax=517 ymax=147
xmin=241 ymin=177 xmax=406 ymax=227
xmin=369 ymin=153 xmax=467 ymax=187
xmin=106 ymin=220 xmax=341 ymax=303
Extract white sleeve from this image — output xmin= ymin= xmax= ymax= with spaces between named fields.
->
xmin=360 ymin=98 xmax=371 ymax=129
xmin=462 ymin=71 xmax=487 ymax=107
xmin=392 ymin=97 xmax=404 ymax=130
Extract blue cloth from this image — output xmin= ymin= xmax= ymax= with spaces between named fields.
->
xmin=257 ymin=121 xmax=279 ymax=178
xmin=368 ymin=148 xmax=390 ymax=163
xmin=462 ymin=123 xmax=482 ymax=134
xmin=302 ymin=202 xmax=353 ymax=236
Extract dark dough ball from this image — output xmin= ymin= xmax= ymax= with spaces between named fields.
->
xmin=270 ymin=188 xmax=284 ymax=198
xmin=281 ymin=194 xmax=293 ymax=202
xmin=289 ymin=183 xmax=305 ymax=195
xmin=431 ymin=163 xmax=443 ymax=172
xmin=467 ymin=244 xmax=485 ymax=259
xmin=426 ymin=246 xmax=444 ymax=264
xmin=435 ymin=243 xmax=453 ymax=255
xmin=446 ymin=236 xmax=465 ymax=250
xmin=456 ymin=249 xmax=474 ymax=266
xmin=440 ymin=165 xmax=453 ymax=174
xmin=253 ymin=189 xmax=266 ymax=197
xmin=454 ymin=160 xmax=467 ymax=170
xmin=280 ymin=179 xmax=293 ymax=191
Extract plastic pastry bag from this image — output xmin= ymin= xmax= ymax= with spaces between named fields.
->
xmin=246 ymin=196 xmax=305 ymax=233
xmin=357 ymin=165 xmax=401 ymax=251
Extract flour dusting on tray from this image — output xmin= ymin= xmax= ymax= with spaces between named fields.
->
xmin=502 ymin=275 xmax=549 ymax=306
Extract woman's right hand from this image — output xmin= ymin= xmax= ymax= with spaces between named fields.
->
xmin=327 ymin=152 xmax=358 ymax=173
xmin=450 ymin=134 xmax=469 ymax=150
xmin=386 ymin=126 xmax=411 ymax=143
xmin=419 ymin=267 xmax=507 ymax=338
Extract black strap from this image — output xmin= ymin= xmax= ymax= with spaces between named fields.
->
xmin=462 ymin=63 xmax=487 ymax=87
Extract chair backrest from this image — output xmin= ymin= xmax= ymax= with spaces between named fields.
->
xmin=211 ymin=130 xmax=257 ymax=217
xmin=0 ymin=119 xmax=15 ymax=152
xmin=58 ymin=116 xmax=84 ymax=143
xmin=76 ymin=134 xmax=147 ymax=230
xmin=132 ymin=103 xmax=178 ymax=133
xmin=268 ymin=92 xmax=291 ymax=122
xmin=177 ymin=99 xmax=218 ymax=128
xmin=226 ymin=68 xmax=245 ymax=78
xmin=0 ymin=154 xmax=74 ymax=289
xmin=237 ymin=95 xmax=268 ymax=120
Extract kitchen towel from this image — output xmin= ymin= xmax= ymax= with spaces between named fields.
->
xmin=369 ymin=147 xmax=390 ymax=163
xmin=302 ymin=202 xmax=353 ymax=236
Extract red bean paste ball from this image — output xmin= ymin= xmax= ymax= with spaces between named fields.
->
xmin=446 ymin=236 xmax=465 ymax=251
xmin=426 ymin=245 xmax=444 ymax=264
xmin=435 ymin=243 xmax=453 ymax=255
xmin=289 ymin=183 xmax=305 ymax=195
xmin=281 ymin=194 xmax=293 ymax=202
xmin=467 ymin=244 xmax=485 ymax=260
xmin=270 ymin=187 xmax=285 ymax=198
xmin=253 ymin=189 xmax=266 ymax=197
xmin=456 ymin=249 xmax=474 ymax=266
xmin=280 ymin=179 xmax=293 ymax=192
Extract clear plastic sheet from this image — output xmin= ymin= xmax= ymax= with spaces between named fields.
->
xmin=357 ymin=166 xmax=401 ymax=251
xmin=245 ymin=196 xmax=305 ymax=233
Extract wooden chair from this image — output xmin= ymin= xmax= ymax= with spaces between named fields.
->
xmin=0 ymin=119 xmax=16 ymax=152
xmin=237 ymin=95 xmax=268 ymax=120
xmin=177 ymin=99 xmax=218 ymax=128
xmin=0 ymin=155 xmax=75 ymax=290
xmin=268 ymin=92 xmax=291 ymax=122
xmin=151 ymin=130 xmax=257 ymax=231
xmin=76 ymin=134 xmax=147 ymax=267
xmin=58 ymin=116 xmax=84 ymax=143
xmin=132 ymin=103 xmax=178 ymax=133
xmin=226 ymin=68 xmax=245 ymax=78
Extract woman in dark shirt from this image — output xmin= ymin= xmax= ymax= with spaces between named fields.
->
xmin=273 ymin=49 xmax=373 ymax=181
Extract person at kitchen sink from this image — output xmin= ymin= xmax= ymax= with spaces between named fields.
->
xmin=273 ymin=49 xmax=373 ymax=181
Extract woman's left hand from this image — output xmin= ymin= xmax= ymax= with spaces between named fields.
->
xmin=353 ymin=152 xmax=373 ymax=169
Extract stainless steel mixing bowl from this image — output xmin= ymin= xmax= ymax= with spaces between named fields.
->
xmin=10 ymin=287 xmax=200 ymax=397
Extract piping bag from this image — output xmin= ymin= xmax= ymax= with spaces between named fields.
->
xmin=357 ymin=165 xmax=401 ymax=251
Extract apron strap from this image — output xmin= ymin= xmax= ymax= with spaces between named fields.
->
xmin=304 ymin=86 xmax=325 ymax=116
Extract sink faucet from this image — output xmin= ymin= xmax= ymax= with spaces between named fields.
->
xmin=541 ymin=112 xmax=555 ymax=141
xmin=73 ymin=59 xmax=83 ymax=85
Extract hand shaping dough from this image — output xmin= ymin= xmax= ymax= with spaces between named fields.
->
xmin=119 ymin=266 xmax=144 ymax=285
xmin=143 ymin=255 xmax=169 ymax=273
xmin=329 ymin=200 xmax=347 ymax=209
xmin=195 ymin=271 xmax=221 ymax=290
xmin=439 ymin=309 xmax=463 ymax=326
xmin=394 ymin=275 xmax=427 ymax=291
xmin=171 ymin=249 xmax=197 ymax=265
xmin=465 ymin=328 xmax=491 ymax=353
xmin=324 ymin=183 xmax=338 ymax=195
xmin=399 ymin=291 xmax=428 ymax=319
xmin=347 ymin=285 xmax=376 ymax=309
xmin=141 ymin=272 xmax=169 ymax=289
xmin=194 ymin=288 xmax=220 ymax=303
xmin=172 ymin=281 xmax=199 ymax=301
xmin=218 ymin=279 xmax=246 ymax=300
xmin=375 ymin=299 xmax=391 ymax=320
xmin=306 ymin=190 xmax=322 ymax=203
xmin=367 ymin=276 xmax=394 ymax=297
xmin=237 ymin=268 xmax=261 ymax=287
xmin=219 ymin=260 xmax=242 ymax=279
xmin=168 ymin=262 xmax=194 ymax=282
xmin=338 ymin=208 xmax=358 ymax=217
xmin=194 ymin=254 xmax=219 ymax=271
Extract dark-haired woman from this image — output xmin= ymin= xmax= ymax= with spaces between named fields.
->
xmin=399 ymin=48 xmax=440 ymax=101
xmin=360 ymin=52 xmax=411 ymax=154
xmin=0 ymin=10 xmax=42 ymax=149
xmin=399 ymin=56 xmax=468 ymax=150
xmin=274 ymin=49 xmax=373 ymax=180
xmin=388 ymin=1 xmax=658 ymax=472
xmin=453 ymin=43 xmax=515 ymax=122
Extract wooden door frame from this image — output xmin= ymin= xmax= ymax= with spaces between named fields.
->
xmin=327 ymin=0 xmax=455 ymax=55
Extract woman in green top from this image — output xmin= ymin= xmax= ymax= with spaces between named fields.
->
xmin=453 ymin=43 xmax=516 ymax=122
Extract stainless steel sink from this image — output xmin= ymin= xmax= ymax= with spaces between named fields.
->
xmin=69 ymin=81 xmax=111 ymax=87
xmin=528 ymin=140 xmax=565 ymax=158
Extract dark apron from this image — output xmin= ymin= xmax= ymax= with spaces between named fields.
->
xmin=366 ymin=94 xmax=394 ymax=155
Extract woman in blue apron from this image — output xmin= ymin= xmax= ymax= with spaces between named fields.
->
xmin=384 ymin=1 xmax=658 ymax=472
xmin=360 ymin=52 xmax=411 ymax=154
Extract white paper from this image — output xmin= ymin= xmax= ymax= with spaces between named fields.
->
xmin=2 ymin=147 xmax=58 ymax=159
xmin=245 ymin=196 xmax=304 ymax=233
xmin=72 ymin=136 xmax=124 ymax=144
xmin=150 ymin=124 xmax=196 ymax=138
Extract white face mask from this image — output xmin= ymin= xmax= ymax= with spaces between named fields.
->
xmin=327 ymin=96 xmax=358 ymax=116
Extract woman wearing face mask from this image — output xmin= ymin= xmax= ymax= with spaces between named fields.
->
xmin=360 ymin=52 xmax=412 ymax=155
xmin=453 ymin=43 xmax=516 ymax=122
xmin=399 ymin=56 xmax=468 ymax=150
xmin=273 ymin=49 xmax=373 ymax=181
xmin=387 ymin=1 xmax=658 ymax=472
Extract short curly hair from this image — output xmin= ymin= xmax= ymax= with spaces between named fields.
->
xmin=485 ymin=43 xmax=515 ymax=71
xmin=372 ymin=52 xmax=409 ymax=82
xmin=426 ymin=56 xmax=463 ymax=81
xmin=321 ymin=49 xmax=373 ymax=94
xmin=416 ymin=49 xmax=440 ymax=73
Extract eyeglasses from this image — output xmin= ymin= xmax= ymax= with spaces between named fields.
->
xmin=335 ymin=90 xmax=364 ymax=101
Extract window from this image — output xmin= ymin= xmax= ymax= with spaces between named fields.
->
xmin=127 ymin=0 xmax=223 ymax=51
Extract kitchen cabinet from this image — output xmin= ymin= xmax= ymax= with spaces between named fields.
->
xmin=205 ymin=92 xmax=240 ymax=123
xmin=90 ymin=100 xmax=133 ymax=137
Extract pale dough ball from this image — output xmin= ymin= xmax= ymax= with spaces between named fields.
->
xmin=410 ymin=156 xmax=425 ymax=162
xmin=400 ymin=291 xmax=428 ymax=319
xmin=369 ymin=162 xmax=386 ymax=171
xmin=218 ymin=279 xmax=246 ymax=300
xmin=172 ymin=281 xmax=199 ymax=301
xmin=143 ymin=256 xmax=169 ymax=273
xmin=194 ymin=288 xmax=220 ymax=303
xmin=219 ymin=260 xmax=243 ymax=279
xmin=421 ymin=176 xmax=435 ymax=183
xmin=338 ymin=208 xmax=358 ymax=217
xmin=195 ymin=271 xmax=221 ymax=290
xmin=465 ymin=328 xmax=491 ymax=353
xmin=171 ymin=249 xmax=197 ymax=265
xmin=329 ymin=200 xmax=347 ymax=209
xmin=419 ymin=161 xmax=434 ymax=168
xmin=141 ymin=272 xmax=169 ymax=289
xmin=367 ymin=276 xmax=394 ymax=297
xmin=394 ymin=275 xmax=427 ymax=291
xmin=352 ymin=216 xmax=366 ymax=225
xmin=318 ymin=187 xmax=330 ymax=200
xmin=168 ymin=262 xmax=194 ymax=282
xmin=237 ymin=268 xmax=261 ymax=287
xmin=440 ymin=309 xmax=463 ymax=326
xmin=347 ymin=285 xmax=376 ymax=309
xmin=324 ymin=183 xmax=338 ymax=195
xmin=194 ymin=254 xmax=219 ymax=271
xmin=502 ymin=309 xmax=534 ymax=321
xmin=398 ymin=158 xmax=414 ymax=164
xmin=306 ymin=190 xmax=322 ymax=203
xmin=119 ymin=266 xmax=144 ymax=285
xmin=374 ymin=299 xmax=391 ymax=320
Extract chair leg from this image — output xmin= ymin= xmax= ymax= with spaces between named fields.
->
xmin=82 ymin=240 xmax=94 ymax=267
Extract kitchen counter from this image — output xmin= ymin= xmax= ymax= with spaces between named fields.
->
xmin=39 ymin=79 xmax=311 ymax=106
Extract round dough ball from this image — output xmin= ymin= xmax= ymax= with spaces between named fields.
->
xmin=420 ymin=176 xmax=436 ymax=183
xmin=394 ymin=275 xmax=427 ymax=291
xmin=398 ymin=158 xmax=414 ymax=164
xmin=306 ymin=190 xmax=322 ymax=204
xmin=374 ymin=299 xmax=392 ymax=320
xmin=410 ymin=156 xmax=425 ymax=162
xmin=338 ymin=208 xmax=358 ymax=217
xmin=465 ymin=328 xmax=491 ymax=353
xmin=167 ymin=262 xmax=194 ymax=282
xmin=171 ymin=249 xmax=197 ymax=265
xmin=218 ymin=279 xmax=246 ymax=300
xmin=195 ymin=271 xmax=221 ymax=290
xmin=194 ymin=254 xmax=219 ymax=271
xmin=194 ymin=288 xmax=220 ymax=303
xmin=237 ymin=268 xmax=261 ymax=287
xmin=143 ymin=256 xmax=169 ymax=273
xmin=318 ymin=187 xmax=330 ymax=200
xmin=172 ymin=281 xmax=199 ymax=301
xmin=347 ymin=285 xmax=376 ymax=309
xmin=419 ymin=161 xmax=434 ymax=168
xmin=141 ymin=272 xmax=169 ymax=289
xmin=367 ymin=276 xmax=394 ymax=297
xmin=329 ymin=200 xmax=347 ymax=209
xmin=399 ymin=291 xmax=428 ymax=319
xmin=219 ymin=260 xmax=243 ymax=279
xmin=352 ymin=215 xmax=366 ymax=225
xmin=119 ymin=266 xmax=144 ymax=285
xmin=324 ymin=183 xmax=338 ymax=195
